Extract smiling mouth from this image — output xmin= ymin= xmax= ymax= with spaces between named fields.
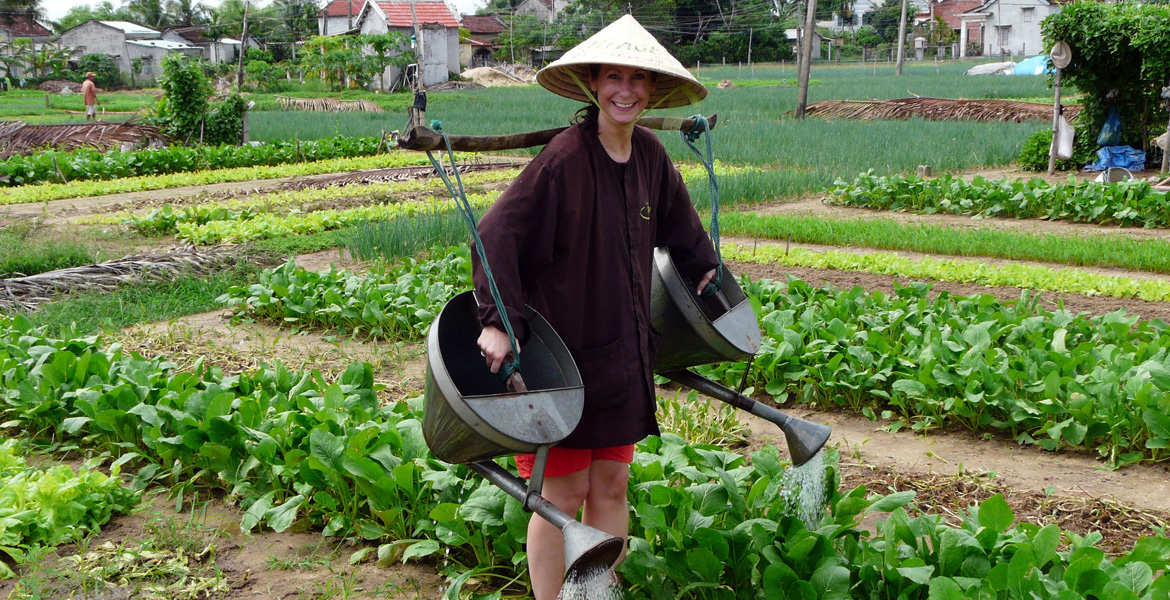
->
xmin=613 ymin=101 xmax=636 ymax=109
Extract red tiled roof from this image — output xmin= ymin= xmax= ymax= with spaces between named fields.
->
xmin=376 ymin=2 xmax=460 ymax=28
xmin=0 ymin=14 xmax=52 ymax=36
xmin=321 ymin=0 xmax=364 ymax=17
xmin=461 ymin=14 xmax=505 ymax=34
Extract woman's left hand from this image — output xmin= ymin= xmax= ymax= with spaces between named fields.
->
xmin=696 ymin=268 xmax=717 ymax=294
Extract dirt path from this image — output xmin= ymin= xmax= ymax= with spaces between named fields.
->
xmin=727 ymin=247 xmax=1170 ymax=323
xmin=759 ymin=188 xmax=1170 ymax=244
xmin=0 ymin=177 xmax=300 ymax=225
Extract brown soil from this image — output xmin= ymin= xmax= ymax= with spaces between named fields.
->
xmin=728 ymin=258 xmax=1170 ymax=323
xmin=761 ymin=167 xmax=1170 ymax=244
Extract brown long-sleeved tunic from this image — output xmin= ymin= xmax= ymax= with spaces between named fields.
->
xmin=472 ymin=120 xmax=718 ymax=448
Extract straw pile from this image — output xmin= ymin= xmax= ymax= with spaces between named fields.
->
xmin=797 ymin=98 xmax=1082 ymax=123
xmin=0 ymin=245 xmax=242 ymax=313
xmin=427 ymin=81 xmax=487 ymax=92
xmin=0 ymin=120 xmax=168 ymax=159
xmin=281 ymin=158 xmax=529 ymax=190
xmin=276 ymin=96 xmax=385 ymax=113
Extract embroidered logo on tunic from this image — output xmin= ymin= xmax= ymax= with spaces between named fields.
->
xmin=640 ymin=203 xmax=651 ymax=220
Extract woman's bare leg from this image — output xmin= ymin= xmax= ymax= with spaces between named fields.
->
xmin=581 ymin=460 xmax=630 ymax=566
xmin=527 ymin=467 xmax=590 ymax=600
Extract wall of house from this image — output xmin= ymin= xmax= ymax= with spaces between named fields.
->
xmin=985 ymin=0 xmax=1059 ymax=56
xmin=61 ymin=22 xmax=129 ymax=73
xmin=319 ymin=14 xmax=355 ymax=36
xmin=515 ymin=0 xmax=554 ymax=24
xmin=419 ymin=24 xmax=450 ymax=86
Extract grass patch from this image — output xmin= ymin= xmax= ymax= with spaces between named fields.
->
xmin=250 ymin=227 xmax=360 ymax=258
xmin=344 ymin=211 xmax=470 ymax=262
xmin=721 ymin=212 xmax=1170 ymax=274
xmin=0 ymin=224 xmax=96 ymax=276
xmin=28 ymin=260 xmax=262 ymax=336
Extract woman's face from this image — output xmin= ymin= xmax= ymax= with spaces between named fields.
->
xmin=589 ymin=64 xmax=656 ymax=127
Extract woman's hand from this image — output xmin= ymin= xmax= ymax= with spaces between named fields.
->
xmin=696 ymin=268 xmax=717 ymax=294
xmin=477 ymin=326 xmax=515 ymax=373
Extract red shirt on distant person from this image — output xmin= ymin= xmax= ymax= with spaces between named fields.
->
xmin=81 ymin=72 xmax=99 ymax=121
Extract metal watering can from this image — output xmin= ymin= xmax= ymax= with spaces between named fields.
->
xmin=422 ymin=291 xmax=624 ymax=580
xmin=650 ymin=248 xmax=832 ymax=468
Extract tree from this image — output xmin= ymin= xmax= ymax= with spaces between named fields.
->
xmin=166 ymin=0 xmax=210 ymax=26
xmin=360 ymin=32 xmax=413 ymax=91
xmin=126 ymin=0 xmax=168 ymax=29
xmin=57 ymin=2 xmax=132 ymax=31
xmin=156 ymin=53 xmax=212 ymax=142
xmin=864 ymin=0 xmax=903 ymax=44
xmin=78 ymin=53 xmax=123 ymax=88
xmin=0 ymin=0 xmax=43 ymax=28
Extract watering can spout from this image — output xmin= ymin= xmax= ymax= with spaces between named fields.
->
xmin=468 ymin=461 xmax=623 ymax=579
xmin=661 ymin=370 xmax=831 ymax=467
xmin=561 ymin=521 xmax=625 ymax=579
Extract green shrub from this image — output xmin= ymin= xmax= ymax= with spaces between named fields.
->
xmin=74 ymin=54 xmax=123 ymax=89
xmin=1017 ymin=123 xmax=1095 ymax=171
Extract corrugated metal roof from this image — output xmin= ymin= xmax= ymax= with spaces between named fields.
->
xmin=127 ymin=39 xmax=197 ymax=49
xmin=375 ymin=2 xmax=460 ymax=28
xmin=100 ymin=21 xmax=159 ymax=35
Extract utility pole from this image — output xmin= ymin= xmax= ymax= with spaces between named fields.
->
xmin=895 ymin=0 xmax=908 ymax=75
xmin=238 ymin=0 xmax=251 ymax=145
xmin=796 ymin=0 xmax=818 ymax=119
xmin=237 ymin=0 xmax=250 ymax=93
xmin=348 ymin=0 xmax=353 ymax=31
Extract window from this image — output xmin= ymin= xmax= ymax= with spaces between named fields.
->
xmin=1022 ymin=8 xmax=1034 ymax=22
xmin=999 ymin=28 xmax=1010 ymax=46
xmin=143 ymin=57 xmax=153 ymax=75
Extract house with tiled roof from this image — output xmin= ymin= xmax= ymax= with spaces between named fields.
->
xmin=0 ymin=14 xmax=53 ymax=43
xmin=162 ymin=26 xmax=242 ymax=63
xmin=319 ymin=0 xmax=365 ymax=36
xmin=355 ymin=1 xmax=461 ymax=87
xmin=957 ymin=0 xmax=1063 ymax=57
xmin=460 ymin=14 xmax=505 ymax=68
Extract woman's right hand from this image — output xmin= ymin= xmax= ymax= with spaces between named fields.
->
xmin=477 ymin=326 xmax=514 ymax=373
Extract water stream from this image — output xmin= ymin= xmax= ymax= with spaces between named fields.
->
xmin=781 ymin=450 xmax=828 ymax=529
xmin=556 ymin=565 xmax=623 ymax=600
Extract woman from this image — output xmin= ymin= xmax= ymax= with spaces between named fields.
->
xmin=472 ymin=15 xmax=718 ymax=599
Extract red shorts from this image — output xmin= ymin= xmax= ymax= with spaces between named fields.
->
xmin=514 ymin=445 xmax=636 ymax=478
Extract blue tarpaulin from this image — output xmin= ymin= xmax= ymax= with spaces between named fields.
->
xmin=1084 ymin=146 xmax=1146 ymax=172
xmin=1012 ymin=55 xmax=1053 ymax=75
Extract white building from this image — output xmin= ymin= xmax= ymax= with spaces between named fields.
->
xmin=319 ymin=0 xmax=366 ymax=36
xmin=958 ymin=0 xmax=1061 ymax=57
xmin=354 ymin=1 xmax=461 ymax=88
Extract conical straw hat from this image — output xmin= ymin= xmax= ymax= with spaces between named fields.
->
xmin=536 ymin=15 xmax=707 ymax=109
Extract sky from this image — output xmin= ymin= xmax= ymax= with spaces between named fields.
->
xmin=40 ymin=0 xmax=490 ymax=23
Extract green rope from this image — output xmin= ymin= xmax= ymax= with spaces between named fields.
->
xmin=426 ymin=120 xmax=521 ymax=380
xmin=682 ymin=115 xmax=723 ymax=298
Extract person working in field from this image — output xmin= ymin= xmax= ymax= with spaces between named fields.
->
xmin=81 ymin=72 xmax=100 ymax=122
xmin=472 ymin=15 xmax=718 ymax=599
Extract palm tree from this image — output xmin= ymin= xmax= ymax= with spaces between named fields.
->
xmin=126 ymin=0 xmax=168 ymax=29
xmin=0 ymin=0 xmax=44 ymax=28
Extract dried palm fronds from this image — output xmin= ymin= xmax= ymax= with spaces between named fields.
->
xmin=796 ymin=98 xmax=1082 ymax=123
xmin=0 ymin=244 xmax=243 ymax=313
xmin=281 ymin=158 xmax=529 ymax=190
xmin=0 ymin=120 xmax=168 ymax=159
xmin=276 ymin=96 xmax=385 ymax=113
xmin=427 ymin=81 xmax=487 ymax=92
